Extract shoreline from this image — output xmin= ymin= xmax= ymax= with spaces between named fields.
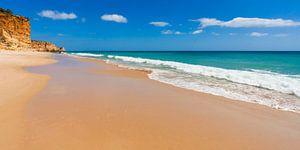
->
xmin=0 ymin=51 xmax=56 ymax=149
xmin=68 ymin=53 xmax=300 ymax=114
xmin=28 ymin=54 xmax=300 ymax=149
xmin=77 ymin=54 xmax=300 ymax=115
xmin=0 ymin=52 xmax=299 ymax=149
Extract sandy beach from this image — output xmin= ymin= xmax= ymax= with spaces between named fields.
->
xmin=0 ymin=51 xmax=56 ymax=149
xmin=1 ymin=52 xmax=300 ymax=150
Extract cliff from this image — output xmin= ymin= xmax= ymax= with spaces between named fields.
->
xmin=0 ymin=13 xmax=31 ymax=50
xmin=31 ymin=40 xmax=65 ymax=52
xmin=0 ymin=10 xmax=64 ymax=52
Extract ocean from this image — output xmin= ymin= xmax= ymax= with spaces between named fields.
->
xmin=68 ymin=51 xmax=300 ymax=113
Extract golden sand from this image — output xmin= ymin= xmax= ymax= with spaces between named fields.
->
xmin=1 ymin=53 xmax=300 ymax=150
xmin=0 ymin=51 xmax=56 ymax=149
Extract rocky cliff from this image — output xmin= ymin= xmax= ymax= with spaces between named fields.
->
xmin=0 ymin=10 xmax=64 ymax=52
xmin=0 ymin=12 xmax=31 ymax=50
xmin=31 ymin=40 xmax=65 ymax=52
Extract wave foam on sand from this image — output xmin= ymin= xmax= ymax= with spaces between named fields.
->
xmin=72 ymin=53 xmax=300 ymax=113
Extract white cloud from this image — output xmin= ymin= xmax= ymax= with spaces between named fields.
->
xmin=250 ymin=32 xmax=269 ymax=37
xmin=174 ymin=31 xmax=183 ymax=35
xmin=192 ymin=17 xmax=300 ymax=28
xmin=150 ymin=21 xmax=170 ymax=27
xmin=38 ymin=10 xmax=77 ymax=20
xmin=101 ymin=14 xmax=127 ymax=23
xmin=161 ymin=30 xmax=183 ymax=35
xmin=193 ymin=18 xmax=223 ymax=28
xmin=192 ymin=29 xmax=203 ymax=35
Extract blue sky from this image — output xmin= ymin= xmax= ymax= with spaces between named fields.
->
xmin=1 ymin=0 xmax=300 ymax=51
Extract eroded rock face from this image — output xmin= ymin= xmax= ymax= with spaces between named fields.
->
xmin=0 ymin=11 xmax=64 ymax=52
xmin=31 ymin=40 xmax=64 ymax=52
xmin=0 ymin=13 xmax=31 ymax=50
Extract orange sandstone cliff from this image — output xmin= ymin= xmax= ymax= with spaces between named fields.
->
xmin=0 ymin=9 xmax=64 ymax=52
xmin=31 ymin=40 xmax=64 ymax=52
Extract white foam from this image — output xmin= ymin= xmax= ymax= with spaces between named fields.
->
xmin=148 ymin=69 xmax=300 ymax=113
xmin=72 ymin=53 xmax=104 ymax=57
xmin=107 ymin=55 xmax=114 ymax=58
xmin=109 ymin=55 xmax=300 ymax=97
xmin=71 ymin=53 xmax=300 ymax=112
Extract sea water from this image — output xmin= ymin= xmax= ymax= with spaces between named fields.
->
xmin=68 ymin=51 xmax=300 ymax=113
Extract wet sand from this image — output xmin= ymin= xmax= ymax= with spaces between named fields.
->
xmin=0 ymin=51 xmax=56 ymax=150
xmin=21 ymin=54 xmax=300 ymax=150
xmin=0 ymin=52 xmax=300 ymax=149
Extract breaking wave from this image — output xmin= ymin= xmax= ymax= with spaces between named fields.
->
xmin=69 ymin=52 xmax=300 ymax=113
xmin=72 ymin=53 xmax=104 ymax=57
xmin=106 ymin=55 xmax=300 ymax=113
xmin=109 ymin=55 xmax=300 ymax=97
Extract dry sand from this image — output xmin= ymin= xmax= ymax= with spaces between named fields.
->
xmin=1 ymin=52 xmax=300 ymax=150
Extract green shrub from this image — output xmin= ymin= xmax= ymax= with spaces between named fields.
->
xmin=0 ymin=8 xmax=13 ymax=15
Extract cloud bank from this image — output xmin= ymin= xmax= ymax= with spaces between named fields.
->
xmin=101 ymin=14 xmax=128 ymax=23
xmin=38 ymin=10 xmax=77 ymax=20
xmin=150 ymin=22 xmax=170 ymax=27
xmin=192 ymin=17 xmax=300 ymax=28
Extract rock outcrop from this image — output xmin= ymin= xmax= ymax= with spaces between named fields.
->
xmin=0 ymin=9 xmax=64 ymax=52
xmin=31 ymin=40 xmax=65 ymax=52
xmin=0 ymin=12 xmax=31 ymax=50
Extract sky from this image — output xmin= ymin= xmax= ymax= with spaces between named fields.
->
xmin=1 ymin=0 xmax=300 ymax=51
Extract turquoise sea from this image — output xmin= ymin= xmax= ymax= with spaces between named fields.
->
xmin=68 ymin=51 xmax=300 ymax=113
